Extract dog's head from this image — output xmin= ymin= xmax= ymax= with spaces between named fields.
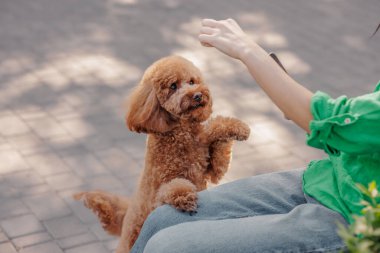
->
xmin=126 ymin=56 xmax=212 ymax=134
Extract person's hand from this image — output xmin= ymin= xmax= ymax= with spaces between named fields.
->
xmin=199 ymin=18 xmax=255 ymax=61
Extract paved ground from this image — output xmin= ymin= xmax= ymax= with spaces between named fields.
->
xmin=0 ymin=0 xmax=379 ymax=252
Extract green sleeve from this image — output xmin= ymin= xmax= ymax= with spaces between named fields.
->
xmin=374 ymin=80 xmax=380 ymax=92
xmin=306 ymin=90 xmax=380 ymax=155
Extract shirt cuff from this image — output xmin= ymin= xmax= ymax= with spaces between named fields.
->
xmin=306 ymin=91 xmax=357 ymax=155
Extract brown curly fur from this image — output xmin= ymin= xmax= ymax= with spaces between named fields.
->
xmin=74 ymin=56 xmax=250 ymax=253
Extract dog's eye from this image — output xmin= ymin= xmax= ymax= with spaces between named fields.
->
xmin=170 ymin=82 xmax=177 ymax=90
xmin=189 ymin=79 xmax=194 ymax=85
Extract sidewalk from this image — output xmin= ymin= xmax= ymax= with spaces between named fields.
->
xmin=0 ymin=0 xmax=379 ymax=252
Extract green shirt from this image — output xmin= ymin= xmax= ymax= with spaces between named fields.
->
xmin=303 ymin=81 xmax=380 ymax=224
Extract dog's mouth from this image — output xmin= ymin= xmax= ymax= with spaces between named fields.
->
xmin=180 ymin=99 xmax=208 ymax=114
xmin=189 ymin=102 xmax=206 ymax=111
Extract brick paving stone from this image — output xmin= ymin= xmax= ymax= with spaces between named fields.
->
xmin=80 ymin=135 xmax=115 ymax=152
xmin=47 ymin=134 xmax=89 ymax=157
xmin=96 ymin=122 xmax=128 ymax=142
xmin=21 ymin=184 xmax=52 ymax=197
xmin=22 ymin=193 xmax=72 ymax=220
xmin=0 ymin=56 xmax=27 ymax=75
xmin=57 ymin=232 xmax=97 ymax=249
xmin=25 ymin=153 xmax=70 ymax=176
xmin=65 ymin=242 xmax=109 ymax=253
xmin=254 ymin=155 xmax=308 ymax=175
xmin=0 ymin=183 xmax=21 ymax=199
xmin=12 ymin=232 xmax=52 ymax=249
xmin=4 ymin=170 xmax=44 ymax=188
xmin=0 ymin=114 xmax=31 ymax=136
xmin=94 ymin=148 xmax=142 ymax=179
xmin=61 ymin=91 xmax=96 ymax=109
xmin=231 ymin=142 xmax=256 ymax=157
xmin=253 ymin=143 xmax=291 ymax=160
xmin=0 ymin=150 xmax=30 ymax=174
xmin=43 ymin=215 xmax=87 ymax=239
xmin=0 ymin=139 xmax=13 ymax=151
xmin=0 ymin=242 xmax=17 ymax=253
xmin=14 ymin=106 xmax=48 ymax=121
xmin=6 ymin=133 xmax=50 ymax=156
xmin=289 ymin=144 xmax=327 ymax=163
xmin=19 ymin=242 xmax=63 ymax=253
xmin=0 ymin=109 xmax=12 ymax=117
xmin=80 ymin=106 xmax=119 ymax=126
xmin=90 ymin=223 xmax=114 ymax=241
xmin=0 ymin=214 xmax=44 ymax=238
xmin=63 ymin=153 xmax=108 ymax=178
xmin=85 ymin=174 xmax=123 ymax=191
xmin=46 ymin=102 xmax=76 ymax=120
xmin=104 ymin=239 xmax=118 ymax=252
xmin=252 ymin=121 xmax=303 ymax=146
xmin=116 ymin=137 xmax=147 ymax=161
xmin=0 ymin=231 xmax=8 ymax=243
xmin=52 ymin=110 xmax=83 ymax=122
xmin=44 ymin=172 xmax=84 ymax=191
xmin=35 ymin=67 xmax=70 ymax=90
xmin=26 ymin=116 xmax=69 ymax=139
xmin=59 ymin=118 xmax=95 ymax=139
xmin=0 ymin=199 xmax=30 ymax=219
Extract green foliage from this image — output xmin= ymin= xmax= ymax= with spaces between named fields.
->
xmin=338 ymin=181 xmax=380 ymax=253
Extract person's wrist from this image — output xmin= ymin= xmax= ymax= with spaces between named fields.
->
xmin=237 ymin=43 xmax=256 ymax=63
xmin=238 ymin=42 xmax=267 ymax=65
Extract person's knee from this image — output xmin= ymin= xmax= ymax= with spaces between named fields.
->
xmin=132 ymin=204 xmax=200 ymax=252
xmin=142 ymin=204 xmax=177 ymax=234
xmin=143 ymin=226 xmax=192 ymax=253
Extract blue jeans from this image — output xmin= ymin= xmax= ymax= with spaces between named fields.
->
xmin=130 ymin=169 xmax=348 ymax=253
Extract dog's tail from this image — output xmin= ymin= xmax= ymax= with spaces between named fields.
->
xmin=73 ymin=190 xmax=129 ymax=236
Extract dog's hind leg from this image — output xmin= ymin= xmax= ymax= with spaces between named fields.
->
xmin=116 ymin=200 xmax=147 ymax=253
xmin=74 ymin=190 xmax=129 ymax=236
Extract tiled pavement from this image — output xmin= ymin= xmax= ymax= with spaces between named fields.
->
xmin=0 ymin=0 xmax=379 ymax=252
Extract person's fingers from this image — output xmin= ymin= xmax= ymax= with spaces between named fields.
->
xmin=226 ymin=18 xmax=237 ymax=25
xmin=200 ymin=41 xmax=212 ymax=47
xmin=201 ymin=18 xmax=220 ymax=28
xmin=199 ymin=34 xmax=214 ymax=47
xmin=200 ymin=26 xmax=217 ymax=35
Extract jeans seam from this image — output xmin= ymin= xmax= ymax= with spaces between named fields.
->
xmin=248 ymin=241 xmax=346 ymax=253
xmin=304 ymin=244 xmax=347 ymax=253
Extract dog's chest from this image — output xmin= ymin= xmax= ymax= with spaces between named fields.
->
xmin=149 ymin=132 xmax=209 ymax=171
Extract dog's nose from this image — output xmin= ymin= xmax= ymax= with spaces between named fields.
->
xmin=193 ymin=92 xmax=202 ymax=102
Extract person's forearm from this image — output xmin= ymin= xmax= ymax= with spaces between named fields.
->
xmin=240 ymin=45 xmax=313 ymax=133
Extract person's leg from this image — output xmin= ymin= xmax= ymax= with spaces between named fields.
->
xmin=130 ymin=169 xmax=308 ymax=253
xmin=143 ymin=203 xmax=348 ymax=253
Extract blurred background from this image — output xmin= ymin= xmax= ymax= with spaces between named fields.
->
xmin=0 ymin=0 xmax=379 ymax=252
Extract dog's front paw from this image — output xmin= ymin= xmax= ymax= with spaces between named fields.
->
xmin=156 ymin=178 xmax=198 ymax=212
xmin=233 ymin=120 xmax=250 ymax=141
xmin=222 ymin=118 xmax=250 ymax=141
xmin=171 ymin=191 xmax=198 ymax=212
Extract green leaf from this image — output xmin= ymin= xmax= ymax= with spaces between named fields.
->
xmin=339 ymin=181 xmax=380 ymax=252
xmin=369 ymin=182 xmax=377 ymax=193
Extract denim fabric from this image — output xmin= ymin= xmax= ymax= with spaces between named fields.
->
xmin=130 ymin=169 xmax=348 ymax=253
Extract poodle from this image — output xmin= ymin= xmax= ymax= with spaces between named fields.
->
xmin=74 ymin=55 xmax=250 ymax=253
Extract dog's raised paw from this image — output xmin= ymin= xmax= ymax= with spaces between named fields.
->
xmin=234 ymin=121 xmax=250 ymax=141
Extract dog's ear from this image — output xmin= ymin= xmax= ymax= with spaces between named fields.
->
xmin=126 ymin=81 xmax=176 ymax=134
